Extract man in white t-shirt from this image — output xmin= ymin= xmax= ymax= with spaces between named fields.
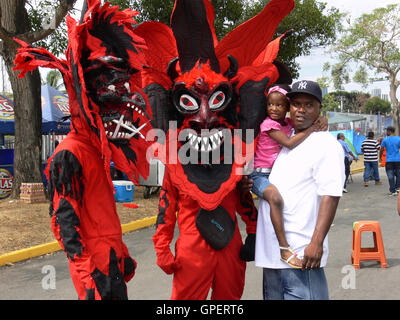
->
xmin=255 ymin=80 xmax=345 ymax=300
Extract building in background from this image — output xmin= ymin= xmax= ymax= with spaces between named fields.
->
xmin=381 ymin=93 xmax=389 ymax=102
xmin=371 ymin=88 xmax=381 ymax=98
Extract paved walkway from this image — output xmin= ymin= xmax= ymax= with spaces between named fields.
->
xmin=0 ymin=168 xmax=399 ymax=300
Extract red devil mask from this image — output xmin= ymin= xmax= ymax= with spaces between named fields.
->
xmin=13 ymin=0 xmax=154 ymax=187
xmin=139 ymin=0 xmax=294 ymax=210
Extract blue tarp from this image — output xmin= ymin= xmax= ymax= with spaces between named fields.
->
xmin=0 ymin=84 xmax=70 ymax=135
xmin=330 ymin=129 xmax=366 ymax=156
xmin=352 ymin=132 xmax=366 ymax=155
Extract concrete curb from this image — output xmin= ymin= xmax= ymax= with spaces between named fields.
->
xmin=0 ymin=215 xmax=157 ymax=267
xmin=351 ymin=168 xmax=364 ymax=174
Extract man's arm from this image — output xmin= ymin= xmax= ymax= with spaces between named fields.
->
xmin=349 ymin=151 xmax=357 ymax=161
xmin=302 ymin=195 xmax=340 ymax=270
xmin=345 ymin=142 xmax=357 ymax=161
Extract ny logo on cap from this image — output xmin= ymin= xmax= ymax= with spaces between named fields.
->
xmin=298 ymin=81 xmax=308 ymax=90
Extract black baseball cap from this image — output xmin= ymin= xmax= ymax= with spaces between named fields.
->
xmin=286 ymin=80 xmax=322 ymax=103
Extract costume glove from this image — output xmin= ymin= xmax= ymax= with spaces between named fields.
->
xmin=240 ymin=233 xmax=256 ymax=261
xmin=156 ymin=250 xmax=179 ymax=274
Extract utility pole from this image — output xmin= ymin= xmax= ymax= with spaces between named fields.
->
xmin=1 ymin=57 xmax=4 ymax=92
xmin=340 ymin=96 xmax=344 ymax=112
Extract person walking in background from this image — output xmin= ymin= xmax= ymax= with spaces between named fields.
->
xmin=337 ymin=133 xmax=358 ymax=193
xmin=380 ymin=126 xmax=400 ymax=195
xmin=361 ymin=131 xmax=382 ymax=187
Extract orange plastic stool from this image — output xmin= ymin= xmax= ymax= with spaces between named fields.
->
xmin=351 ymin=220 xmax=387 ymax=269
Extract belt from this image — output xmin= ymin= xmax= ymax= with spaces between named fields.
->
xmin=255 ymin=167 xmax=272 ymax=173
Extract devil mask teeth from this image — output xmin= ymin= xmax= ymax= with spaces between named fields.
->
xmin=104 ymin=113 xmax=148 ymax=140
xmin=187 ymin=130 xmax=224 ymax=152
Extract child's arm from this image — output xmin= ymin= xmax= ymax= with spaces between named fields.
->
xmin=268 ymin=124 xmax=314 ymax=149
xmin=268 ymin=118 xmax=326 ymax=149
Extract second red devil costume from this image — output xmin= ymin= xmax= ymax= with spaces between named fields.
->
xmin=14 ymin=0 xmax=153 ymax=299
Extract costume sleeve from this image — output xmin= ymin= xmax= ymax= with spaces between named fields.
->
xmin=152 ymin=168 xmax=179 ymax=274
xmin=235 ymin=189 xmax=258 ymax=235
xmin=48 ymin=150 xmax=99 ymax=300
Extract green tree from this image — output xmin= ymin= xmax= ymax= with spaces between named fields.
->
xmin=327 ymin=4 xmax=400 ymax=133
xmin=322 ymin=90 xmax=370 ymax=113
xmin=0 ymin=0 xmax=77 ymax=198
xmin=26 ymin=0 xmax=73 ymax=56
xmin=365 ymin=96 xmax=391 ymax=115
xmin=242 ymin=0 xmax=343 ymax=79
xmin=316 ymin=76 xmax=329 ymax=90
xmin=321 ymin=92 xmax=339 ymax=112
xmin=44 ymin=70 xmax=64 ymax=90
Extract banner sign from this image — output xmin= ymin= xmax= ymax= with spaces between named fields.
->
xmin=0 ymin=168 xmax=13 ymax=199
xmin=0 ymin=95 xmax=14 ymax=120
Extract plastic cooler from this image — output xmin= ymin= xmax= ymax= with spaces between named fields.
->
xmin=113 ymin=181 xmax=134 ymax=202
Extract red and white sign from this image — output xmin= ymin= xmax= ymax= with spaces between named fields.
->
xmin=53 ymin=95 xmax=70 ymax=116
xmin=0 ymin=168 xmax=13 ymax=199
xmin=0 ymin=96 xmax=14 ymax=120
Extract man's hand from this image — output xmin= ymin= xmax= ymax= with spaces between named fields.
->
xmin=237 ymin=175 xmax=253 ymax=194
xmin=302 ymin=241 xmax=323 ymax=270
xmin=313 ymin=117 xmax=328 ymax=131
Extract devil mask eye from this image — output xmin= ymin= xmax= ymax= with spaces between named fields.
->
xmin=179 ymin=94 xmax=199 ymax=112
xmin=209 ymin=91 xmax=225 ymax=110
xmin=172 ymin=83 xmax=200 ymax=114
xmin=208 ymin=83 xmax=232 ymax=112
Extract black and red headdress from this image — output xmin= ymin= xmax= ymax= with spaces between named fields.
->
xmin=138 ymin=0 xmax=294 ymax=210
xmin=13 ymin=0 xmax=153 ymax=187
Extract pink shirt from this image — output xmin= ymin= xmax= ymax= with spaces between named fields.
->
xmin=254 ymin=117 xmax=293 ymax=169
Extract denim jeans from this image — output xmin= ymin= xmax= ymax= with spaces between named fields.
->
xmin=385 ymin=162 xmax=400 ymax=193
xmin=249 ymin=170 xmax=272 ymax=199
xmin=263 ymin=268 xmax=329 ymax=300
xmin=363 ymin=161 xmax=380 ymax=182
xmin=344 ymin=157 xmax=351 ymax=188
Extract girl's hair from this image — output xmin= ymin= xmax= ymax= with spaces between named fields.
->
xmin=266 ymin=83 xmax=291 ymax=106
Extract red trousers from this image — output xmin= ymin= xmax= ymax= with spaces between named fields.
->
xmin=171 ymin=226 xmax=246 ymax=300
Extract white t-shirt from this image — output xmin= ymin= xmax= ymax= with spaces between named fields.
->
xmin=255 ymin=131 xmax=345 ymax=269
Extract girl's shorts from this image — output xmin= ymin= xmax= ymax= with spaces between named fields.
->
xmin=249 ymin=169 xmax=272 ymax=198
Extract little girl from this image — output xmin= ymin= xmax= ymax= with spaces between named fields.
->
xmin=250 ymin=84 xmax=324 ymax=268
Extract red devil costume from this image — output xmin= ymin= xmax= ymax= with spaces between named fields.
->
xmin=13 ymin=0 xmax=153 ymax=300
xmin=139 ymin=0 xmax=295 ymax=299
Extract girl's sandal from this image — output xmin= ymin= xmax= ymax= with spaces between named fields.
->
xmin=279 ymin=246 xmax=302 ymax=269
